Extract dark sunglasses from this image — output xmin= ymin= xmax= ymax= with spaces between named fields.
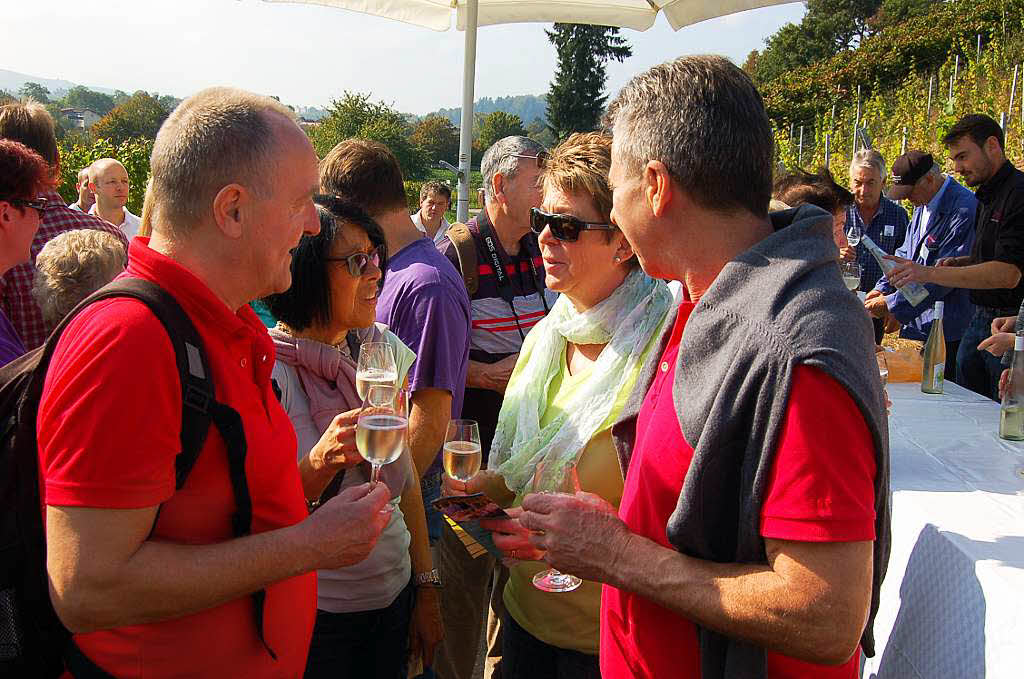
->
xmin=530 ymin=207 xmax=617 ymax=242
xmin=6 ymin=197 xmax=48 ymax=215
xmin=325 ymin=249 xmax=380 ymax=277
xmin=507 ymin=150 xmax=549 ymax=168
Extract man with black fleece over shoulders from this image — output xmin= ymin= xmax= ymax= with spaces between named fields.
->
xmin=502 ymin=55 xmax=890 ymax=679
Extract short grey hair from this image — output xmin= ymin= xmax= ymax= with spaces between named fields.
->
xmin=76 ymin=167 xmax=90 ymax=183
xmin=480 ymin=136 xmax=545 ymax=204
xmin=149 ymin=86 xmax=297 ymax=232
xmin=31 ymin=229 xmax=127 ymax=329
xmin=850 ymin=149 xmax=887 ymax=180
xmin=605 ymin=55 xmax=773 ymax=218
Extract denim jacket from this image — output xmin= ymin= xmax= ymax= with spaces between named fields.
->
xmin=874 ymin=177 xmax=977 ymax=342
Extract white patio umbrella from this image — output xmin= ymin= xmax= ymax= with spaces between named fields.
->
xmin=265 ymin=0 xmax=791 ymax=221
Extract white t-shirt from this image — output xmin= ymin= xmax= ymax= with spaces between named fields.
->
xmin=272 ymin=328 xmax=416 ymax=613
xmin=91 ymin=205 xmax=141 ymax=240
xmin=412 ymin=210 xmax=450 ymax=247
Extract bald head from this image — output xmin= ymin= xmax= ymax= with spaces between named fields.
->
xmin=89 ymin=158 xmax=130 ymax=212
xmin=149 ymin=86 xmax=300 ymax=234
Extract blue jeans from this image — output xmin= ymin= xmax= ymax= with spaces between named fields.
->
xmin=421 ymin=469 xmax=443 ymax=544
xmin=956 ymin=309 xmax=1007 ymax=401
xmin=303 ymin=581 xmax=415 ymax=679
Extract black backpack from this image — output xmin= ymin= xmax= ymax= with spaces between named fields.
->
xmin=0 ymin=278 xmax=272 ymax=678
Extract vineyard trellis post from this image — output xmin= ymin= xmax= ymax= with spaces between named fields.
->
xmin=798 ymin=125 xmax=804 ymax=166
xmin=824 ymin=133 xmax=831 ymax=170
xmin=1010 ymin=65 xmax=1019 ymax=124
xmin=853 ymin=85 xmax=862 ymax=156
xmin=927 ymin=75 xmax=934 ymax=117
xmin=901 ymin=126 xmax=908 ymax=155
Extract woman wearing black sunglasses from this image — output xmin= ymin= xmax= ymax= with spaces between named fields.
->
xmin=446 ymin=132 xmax=674 ymax=679
xmin=0 ymin=139 xmax=54 ymax=366
xmin=263 ymin=196 xmax=441 ymax=679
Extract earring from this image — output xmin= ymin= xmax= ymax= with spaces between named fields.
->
xmin=614 ymin=256 xmax=621 ymax=263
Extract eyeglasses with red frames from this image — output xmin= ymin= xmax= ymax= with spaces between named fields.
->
xmin=529 ymin=207 xmax=617 ymax=242
xmin=324 ymin=249 xmax=380 ymax=277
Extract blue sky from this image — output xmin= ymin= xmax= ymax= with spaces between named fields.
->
xmin=4 ymin=0 xmax=805 ymax=115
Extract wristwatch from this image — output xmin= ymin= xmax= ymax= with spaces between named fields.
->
xmin=413 ymin=569 xmax=442 ymax=588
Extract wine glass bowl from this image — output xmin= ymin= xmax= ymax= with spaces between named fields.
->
xmin=529 ymin=459 xmax=583 ymax=593
xmin=846 ymin=223 xmax=862 ymax=247
xmin=356 ymin=384 xmax=408 ymax=488
xmin=356 ymin=342 xmax=398 ymax=401
xmin=840 ymin=260 xmax=862 ymax=292
xmin=443 ymin=419 xmax=482 ymax=483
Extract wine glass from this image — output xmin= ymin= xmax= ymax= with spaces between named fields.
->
xmin=876 ymin=352 xmax=892 ymax=416
xmin=529 ymin=459 xmax=583 ymax=593
xmin=356 ymin=384 xmax=408 ymax=492
xmin=356 ymin=342 xmax=398 ymax=400
xmin=444 ymin=420 xmax=482 ymax=484
xmin=840 ymin=260 xmax=862 ymax=293
xmin=846 ymin=222 xmax=862 ymax=247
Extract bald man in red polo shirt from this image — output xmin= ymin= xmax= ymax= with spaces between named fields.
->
xmin=38 ymin=88 xmax=392 ymax=678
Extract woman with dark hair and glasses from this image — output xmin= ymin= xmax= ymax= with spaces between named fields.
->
xmin=0 ymin=139 xmax=54 ymax=365
xmin=264 ymin=195 xmax=442 ymax=678
xmin=444 ymin=132 xmax=672 ymax=678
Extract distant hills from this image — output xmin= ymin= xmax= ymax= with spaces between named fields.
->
xmin=0 ymin=68 xmax=117 ymax=98
xmin=428 ymin=94 xmax=547 ymax=125
xmin=2 ymin=67 xmax=546 ymax=126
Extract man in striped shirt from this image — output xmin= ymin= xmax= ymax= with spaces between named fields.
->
xmin=435 ymin=136 xmax=556 ymax=679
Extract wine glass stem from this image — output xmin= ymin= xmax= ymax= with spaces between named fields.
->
xmin=370 ymin=463 xmax=381 ymax=486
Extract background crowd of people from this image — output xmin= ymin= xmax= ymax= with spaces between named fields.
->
xmin=1 ymin=51 xmax=1021 ymax=679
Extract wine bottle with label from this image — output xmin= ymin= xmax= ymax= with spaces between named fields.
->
xmin=999 ymin=335 xmax=1024 ymax=441
xmin=861 ymin=235 xmax=929 ymax=306
xmin=921 ymin=301 xmax=945 ymax=394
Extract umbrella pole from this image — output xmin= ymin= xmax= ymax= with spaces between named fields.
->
xmin=456 ymin=0 xmax=479 ymax=223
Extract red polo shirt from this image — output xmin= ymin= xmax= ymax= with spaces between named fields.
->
xmin=600 ymin=301 xmax=877 ymax=678
xmin=38 ymin=238 xmax=316 ymax=678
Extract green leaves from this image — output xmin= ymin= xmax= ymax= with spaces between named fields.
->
xmin=308 ymin=92 xmax=427 ymax=180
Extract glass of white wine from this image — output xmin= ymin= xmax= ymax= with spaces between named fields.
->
xmin=443 ymin=419 xmax=482 ymax=484
xmin=840 ymin=260 xmax=862 ymax=292
xmin=528 ymin=459 xmax=583 ymax=593
xmin=846 ymin=222 xmax=862 ymax=247
xmin=356 ymin=384 xmax=408 ymax=494
xmin=356 ymin=342 xmax=398 ymax=400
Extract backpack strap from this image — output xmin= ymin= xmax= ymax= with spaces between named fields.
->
xmin=49 ymin=278 xmax=276 ymax=662
xmin=446 ymin=222 xmax=479 ymax=296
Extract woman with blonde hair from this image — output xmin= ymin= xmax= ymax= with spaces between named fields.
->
xmin=448 ymin=132 xmax=673 ymax=678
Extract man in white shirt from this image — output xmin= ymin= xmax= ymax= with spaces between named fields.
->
xmin=412 ymin=180 xmax=452 ymax=246
xmin=68 ymin=167 xmax=94 ymax=213
xmin=89 ymin=157 xmax=141 ymax=239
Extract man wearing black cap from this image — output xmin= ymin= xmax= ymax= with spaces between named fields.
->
xmin=865 ymin=150 xmax=977 ymax=381
xmin=886 ymin=114 xmax=1024 ymax=399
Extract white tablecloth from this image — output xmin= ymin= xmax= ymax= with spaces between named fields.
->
xmin=862 ymin=381 xmax=1024 ymax=679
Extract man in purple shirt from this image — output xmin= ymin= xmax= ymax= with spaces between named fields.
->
xmin=319 ymin=139 xmax=471 ymax=539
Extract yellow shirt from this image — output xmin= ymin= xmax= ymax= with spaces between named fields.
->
xmin=502 ymin=349 xmax=634 ymax=655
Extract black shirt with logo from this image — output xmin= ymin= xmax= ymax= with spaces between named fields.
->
xmin=968 ymin=160 xmax=1024 ymax=311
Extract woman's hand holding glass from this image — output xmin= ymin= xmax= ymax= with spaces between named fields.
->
xmin=308 ymin=409 xmax=364 ymax=475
